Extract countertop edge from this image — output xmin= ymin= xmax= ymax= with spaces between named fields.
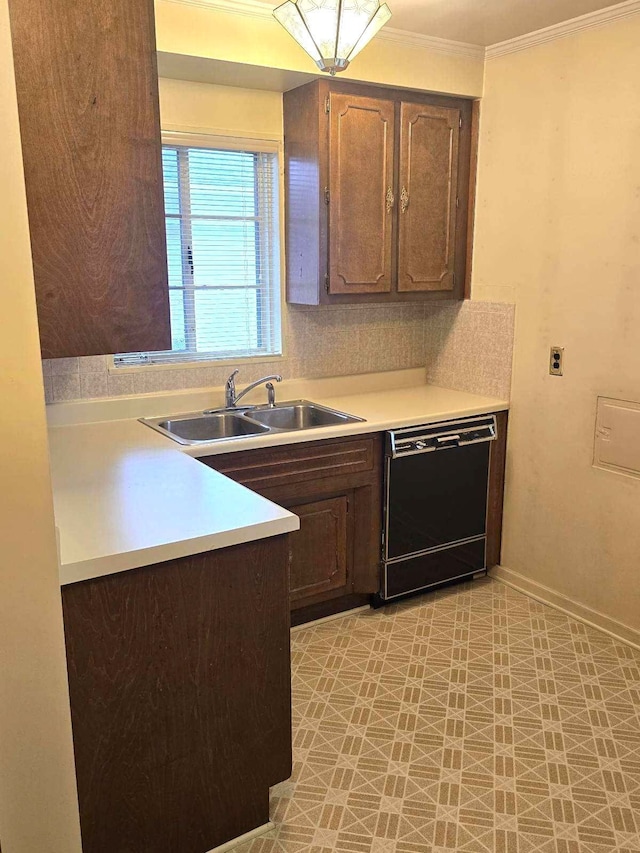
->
xmin=59 ymin=514 xmax=300 ymax=586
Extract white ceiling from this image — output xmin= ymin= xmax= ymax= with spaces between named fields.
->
xmin=382 ymin=0 xmax=622 ymax=46
xmin=256 ymin=0 xmax=623 ymax=46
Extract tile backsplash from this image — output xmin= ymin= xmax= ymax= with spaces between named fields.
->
xmin=424 ymin=300 xmax=515 ymax=400
xmin=42 ymin=300 xmax=515 ymax=403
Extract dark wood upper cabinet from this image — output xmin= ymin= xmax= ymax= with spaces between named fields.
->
xmin=8 ymin=0 xmax=171 ymax=358
xmin=328 ymin=93 xmax=395 ymax=295
xmin=398 ymin=102 xmax=460 ymax=293
xmin=283 ymin=79 xmax=475 ymax=305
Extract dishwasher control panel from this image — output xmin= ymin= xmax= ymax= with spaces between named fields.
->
xmin=388 ymin=415 xmax=497 ymax=458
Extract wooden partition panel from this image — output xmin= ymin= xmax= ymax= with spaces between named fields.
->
xmin=8 ymin=0 xmax=171 ymax=357
xmin=62 ymin=536 xmax=291 ymax=853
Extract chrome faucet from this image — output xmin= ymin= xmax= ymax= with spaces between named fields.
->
xmin=224 ymin=369 xmax=282 ymax=408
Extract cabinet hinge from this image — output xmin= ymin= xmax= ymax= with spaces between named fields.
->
xmin=325 ymin=95 xmax=330 ymax=114
xmin=324 ymin=186 xmax=330 ymax=205
xmin=459 ymin=115 xmax=463 ymax=129
xmin=324 ymin=273 xmax=330 ymax=293
xmin=456 ymin=196 xmax=459 ymax=209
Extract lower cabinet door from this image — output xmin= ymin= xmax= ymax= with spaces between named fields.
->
xmin=288 ymin=495 xmax=349 ymax=606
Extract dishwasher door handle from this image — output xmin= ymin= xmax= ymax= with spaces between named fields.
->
xmin=436 ymin=434 xmax=461 ymax=444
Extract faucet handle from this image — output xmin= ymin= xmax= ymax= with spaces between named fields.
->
xmin=266 ymin=382 xmax=276 ymax=407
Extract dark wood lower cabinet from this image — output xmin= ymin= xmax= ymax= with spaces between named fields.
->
xmin=200 ymin=434 xmax=384 ymax=622
xmin=487 ymin=409 xmax=509 ymax=568
xmin=62 ymin=535 xmax=292 ymax=853
xmin=289 ymin=495 xmax=348 ymax=603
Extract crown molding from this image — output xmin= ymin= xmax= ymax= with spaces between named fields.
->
xmin=376 ymin=28 xmax=483 ymax=59
xmin=158 ymin=0 xmax=485 ymax=60
xmin=160 ymin=0 xmax=277 ymax=18
xmin=486 ymin=0 xmax=640 ymax=59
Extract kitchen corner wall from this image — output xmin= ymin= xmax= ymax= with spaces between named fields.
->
xmin=0 ymin=0 xmax=82 ymax=845
xmin=473 ymin=14 xmax=640 ymax=639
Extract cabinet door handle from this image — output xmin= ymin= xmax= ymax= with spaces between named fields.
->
xmin=400 ymin=186 xmax=409 ymax=213
xmin=385 ymin=187 xmax=395 ymax=213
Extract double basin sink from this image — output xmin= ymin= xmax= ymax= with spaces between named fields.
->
xmin=142 ymin=400 xmax=365 ymax=446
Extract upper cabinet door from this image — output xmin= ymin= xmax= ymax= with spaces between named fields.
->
xmin=8 ymin=0 xmax=171 ymax=358
xmin=328 ymin=93 xmax=395 ymax=295
xmin=397 ymin=102 xmax=460 ymax=293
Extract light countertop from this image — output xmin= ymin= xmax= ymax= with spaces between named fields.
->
xmin=48 ymin=372 xmax=508 ymax=586
xmin=49 ymin=419 xmax=299 ymax=586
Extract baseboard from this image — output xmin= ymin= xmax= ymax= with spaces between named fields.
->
xmin=290 ymin=604 xmax=370 ymax=632
xmin=490 ymin=565 xmax=640 ymax=651
xmin=206 ymin=822 xmax=275 ymax=853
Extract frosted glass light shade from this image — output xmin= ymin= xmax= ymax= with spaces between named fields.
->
xmin=274 ymin=0 xmax=392 ymax=74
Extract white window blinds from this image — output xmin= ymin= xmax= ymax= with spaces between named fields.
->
xmin=115 ymin=134 xmax=282 ymax=366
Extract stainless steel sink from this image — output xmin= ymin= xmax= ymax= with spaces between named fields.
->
xmin=152 ymin=413 xmax=270 ymax=444
xmin=141 ymin=400 xmax=364 ymax=445
xmin=248 ymin=403 xmax=358 ymax=431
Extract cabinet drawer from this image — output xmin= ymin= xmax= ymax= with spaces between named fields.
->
xmin=200 ymin=434 xmax=378 ymax=491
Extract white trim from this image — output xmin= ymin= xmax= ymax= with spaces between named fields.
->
xmin=290 ymin=605 xmax=371 ymax=632
xmin=205 ymin=822 xmax=275 ymax=853
xmin=109 ymin=352 xmax=285 ymax=375
xmin=376 ymin=28 xmax=483 ymax=59
xmin=159 ymin=0 xmax=485 ymax=59
xmin=163 ymin=0 xmax=278 ymax=19
xmin=490 ymin=565 xmax=640 ymax=651
xmin=486 ymin=0 xmax=640 ymax=59
xmin=162 ymin=122 xmax=282 ymax=145
xmin=162 ymin=128 xmax=281 ymax=153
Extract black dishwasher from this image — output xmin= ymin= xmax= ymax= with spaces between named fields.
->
xmin=381 ymin=415 xmax=496 ymax=601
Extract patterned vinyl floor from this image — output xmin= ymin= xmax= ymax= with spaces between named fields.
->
xmin=234 ymin=578 xmax=640 ymax=853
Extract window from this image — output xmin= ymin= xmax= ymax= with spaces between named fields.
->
xmin=115 ymin=134 xmax=282 ymax=366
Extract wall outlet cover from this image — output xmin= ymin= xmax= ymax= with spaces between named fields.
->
xmin=549 ymin=346 xmax=564 ymax=376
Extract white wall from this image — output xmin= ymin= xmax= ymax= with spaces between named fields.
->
xmin=159 ymin=76 xmax=283 ymax=138
xmin=0 ymin=0 xmax=83 ymax=847
xmin=473 ymin=16 xmax=640 ymax=640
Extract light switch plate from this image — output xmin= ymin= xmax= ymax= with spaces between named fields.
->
xmin=549 ymin=346 xmax=564 ymax=376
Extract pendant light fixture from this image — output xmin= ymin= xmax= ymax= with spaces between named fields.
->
xmin=273 ymin=0 xmax=392 ymax=75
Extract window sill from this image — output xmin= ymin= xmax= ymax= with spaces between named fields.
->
xmin=109 ymin=353 xmax=285 ymax=376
